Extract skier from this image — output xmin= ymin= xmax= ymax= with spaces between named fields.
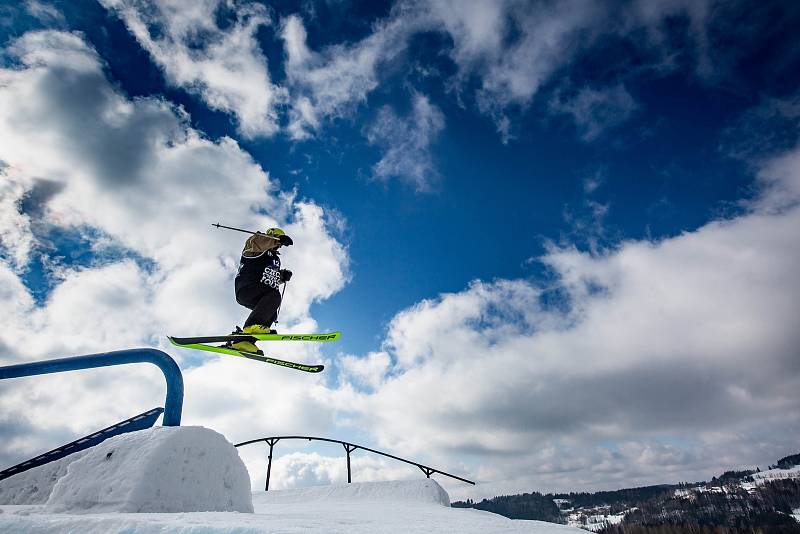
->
xmin=228 ymin=227 xmax=293 ymax=354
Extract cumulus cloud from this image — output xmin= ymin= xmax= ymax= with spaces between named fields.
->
xmin=258 ymin=451 xmax=419 ymax=490
xmin=330 ymin=143 xmax=800 ymax=495
xmin=0 ymin=169 xmax=34 ymax=270
xmin=338 ymin=351 xmax=391 ymax=391
xmin=99 ymin=0 xmax=285 ymax=138
xmin=364 ymin=93 xmax=445 ymax=192
xmin=0 ymin=30 xmax=348 ymax=473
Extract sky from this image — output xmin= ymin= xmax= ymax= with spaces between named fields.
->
xmin=0 ymin=0 xmax=799 ymax=501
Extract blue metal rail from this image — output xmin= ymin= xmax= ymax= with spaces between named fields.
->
xmin=0 ymin=348 xmax=183 ymax=426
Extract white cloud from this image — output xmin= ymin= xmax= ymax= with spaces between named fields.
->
xmin=721 ymin=95 xmax=800 ymax=163
xmin=94 ymin=0 xmax=718 ymax=146
xmin=329 ymin=144 xmax=800 ymax=494
xmin=746 ymin=129 xmax=800 ymax=213
xmin=0 ymin=169 xmax=34 ymax=270
xmin=277 ymin=0 xmax=710 ymax=143
xmin=364 ymin=93 xmax=445 ymax=192
xmin=422 ymin=0 xmax=602 ymax=140
xmin=99 ymin=0 xmax=286 ymax=138
xmin=0 ymin=30 xmax=348 ymax=478
xmin=261 ymin=451 xmax=419 ymax=490
xmin=280 ymin=12 xmax=415 ymax=140
xmin=550 ymin=84 xmax=639 ymax=141
xmin=24 ymin=0 xmax=66 ymax=26
xmin=339 ymin=351 xmax=391 ymax=391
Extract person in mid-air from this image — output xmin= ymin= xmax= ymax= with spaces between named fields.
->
xmin=228 ymin=227 xmax=293 ymax=354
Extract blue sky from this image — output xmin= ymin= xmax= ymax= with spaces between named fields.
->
xmin=1 ymin=0 xmax=800 ymax=499
xmin=6 ymin=0 xmax=788 ymax=355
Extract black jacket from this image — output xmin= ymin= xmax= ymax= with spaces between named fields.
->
xmin=235 ymin=249 xmax=281 ymax=293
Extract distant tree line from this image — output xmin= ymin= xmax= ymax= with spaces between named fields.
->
xmin=551 ymin=485 xmax=681 ymax=511
xmin=608 ymin=479 xmax=800 ymax=532
xmin=772 ymin=453 xmax=800 ymax=470
xmin=710 ymin=470 xmax=756 ymax=486
xmin=451 ymin=452 xmax=800 ymax=532
xmin=451 ymin=491 xmax=563 ymax=523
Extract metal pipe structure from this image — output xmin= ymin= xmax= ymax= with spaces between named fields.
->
xmin=0 ymin=348 xmax=184 ymax=426
xmin=236 ymin=436 xmax=475 ymax=489
xmin=264 ymin=438 xmax=279 ymax=491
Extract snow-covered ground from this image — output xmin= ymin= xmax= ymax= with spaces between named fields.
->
xmin=750 ymin=465 xmax=800 ymax=486
xmin=0 ymin=480 xmax=583 ymax=533
xmin=564 ymin=506 xmax=626 ymax=532
xmin=0 ymin=426 xmax=582 ymax=533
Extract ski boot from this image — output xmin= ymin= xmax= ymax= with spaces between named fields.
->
xmin=242 ymin=324 xmax=277 ymax=335
xmin=223 ymin=326 xmax=264 ymax=355
xmin=228 ymin=339 xmax=263 ymax=355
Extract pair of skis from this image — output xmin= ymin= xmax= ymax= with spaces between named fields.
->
xmin=167 ymin=331 xmax=341 ymax=373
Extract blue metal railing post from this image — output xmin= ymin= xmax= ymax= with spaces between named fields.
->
xmin=0 ymin=349 xmax=183 ymax=426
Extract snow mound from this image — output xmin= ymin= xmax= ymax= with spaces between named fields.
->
xmin=1 ymin=426 xmax=253 ymax=513
xmin=253 ymin=479 xmax=451 ymax=507
xmin=0 ymin=449 xmax=90 ymax=505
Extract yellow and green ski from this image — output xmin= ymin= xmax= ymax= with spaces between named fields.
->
xmin=166 ymin=332 xmax=340 ymax=373
xmin=169 ymin=332 xmax=340 ymax=344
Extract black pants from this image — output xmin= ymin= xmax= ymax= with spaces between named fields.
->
xmin=236 ymin=285 xmax=282 ymax=328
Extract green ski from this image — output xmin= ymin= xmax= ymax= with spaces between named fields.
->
xmin=169 ymin=332 xmax=340 ymax=344
xmin=167 ymin=337 xmax=324 ymax=373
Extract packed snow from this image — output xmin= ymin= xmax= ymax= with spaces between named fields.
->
xmin=0 ymin=426 xmax=252 ymax=513
xmin=252 ymin=477 xmax=451 ymax=506
xmin=0 ymin=426 xmax=583 ymax=533
xmin=0 ymin=479 xmax=582 ymax=533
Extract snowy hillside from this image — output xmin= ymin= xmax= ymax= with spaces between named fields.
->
xmin=0 ymin=426 xmax=582 ymax=533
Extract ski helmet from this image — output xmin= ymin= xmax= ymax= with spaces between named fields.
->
xmin=265 ymin=227 xmax=285 ymax=237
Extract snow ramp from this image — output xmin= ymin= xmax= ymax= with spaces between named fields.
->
xmin=0 ymin=426 xmax=253 ymax=513
xmin=252 ymin=478 xmax=451 ymax=507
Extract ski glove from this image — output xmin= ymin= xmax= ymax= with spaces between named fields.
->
xmin=278 ymin=234 xmax=293 ymax=246
xmin=280 ymin=269 xmax=293 ymax=282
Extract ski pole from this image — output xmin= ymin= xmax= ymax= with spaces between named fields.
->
xmin=212 ymin=222 xmax=261 ymax=235
xmin=275 ymin=281 xmax=288 ymax=324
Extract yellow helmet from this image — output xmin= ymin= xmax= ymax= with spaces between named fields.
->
xmin=265 ymin=227 xmax=293 ymax=246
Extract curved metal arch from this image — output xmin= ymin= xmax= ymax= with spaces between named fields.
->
xmin=236 ymin=435 xmax=475 ymax=490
